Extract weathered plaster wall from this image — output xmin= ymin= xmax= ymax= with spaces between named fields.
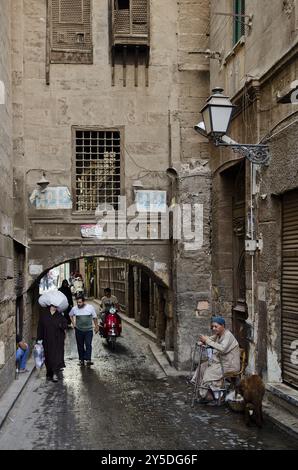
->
xmin=210 ymin=0 xmax=298 ymax=97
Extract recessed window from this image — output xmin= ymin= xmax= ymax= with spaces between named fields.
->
xmin=76 ymin=32 xmax=85 ymax=44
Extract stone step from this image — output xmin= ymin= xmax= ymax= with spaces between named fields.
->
xmin=265 ymin=383 xmax=298 ymax=419
xmin=263 ymin=399 xmax=298 ymax=439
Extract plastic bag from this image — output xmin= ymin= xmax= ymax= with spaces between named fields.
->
xmin=33 ymin=341 xmax=45 ymax=369
xmin=38 ymin=290 xmax=68 ymax=312
xmin=225 ymin=390 xmax=244 ymax=403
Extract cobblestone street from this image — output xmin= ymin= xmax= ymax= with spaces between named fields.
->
xmin=0 ymin=323 xmax=297 ymax=450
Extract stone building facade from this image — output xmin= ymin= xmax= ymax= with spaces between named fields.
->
xmin=0 ymin=0 xmax=212 ymax=395
xmin=207 ymin=0 xmax=298 ymax=390
xmin=2 ymin=0 xmax=298 ymax=400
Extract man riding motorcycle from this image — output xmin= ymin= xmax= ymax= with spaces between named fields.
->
xmin=99 ymin=288 xmax=120 ymax=328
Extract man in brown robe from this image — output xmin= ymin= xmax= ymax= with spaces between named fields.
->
xmin=37 ymin=305 xmax=68 ymax=382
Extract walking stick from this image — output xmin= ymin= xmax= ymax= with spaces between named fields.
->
xmin=191 ymin=344 xmax=204 ymax=407
xmin=189 ymin=341 xmax=199 ymax=379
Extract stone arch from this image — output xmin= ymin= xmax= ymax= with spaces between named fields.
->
xmin=28 ymin=243 xmax=170 ymax=290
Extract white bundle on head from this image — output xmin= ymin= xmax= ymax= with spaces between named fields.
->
xmin=38 ymin=290 xmax=68 ymax=312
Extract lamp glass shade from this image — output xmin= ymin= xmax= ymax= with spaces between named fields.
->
xmin=210 ymin=105 xmax=234 ymax=135
xmin=201 ymin=88 xmax=235 ymax=137
xmin=202 ymin=107 xmax=212 ymax=135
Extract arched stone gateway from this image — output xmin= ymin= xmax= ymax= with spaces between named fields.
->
xmin=27 ymin=242 xmax=174 ymax=368
xmin=27 ymin=242 xmax=171 ymax=289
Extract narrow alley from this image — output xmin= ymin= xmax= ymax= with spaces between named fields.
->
xmin=0 ymin=319 xmax=296 ymax=450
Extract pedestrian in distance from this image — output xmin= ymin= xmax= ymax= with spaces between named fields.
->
xmin=59 ymin=279 xmax=74 ymax=327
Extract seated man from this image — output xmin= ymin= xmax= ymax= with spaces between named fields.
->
xmin=16 ymin=334 xmax=30 ymax=373
xmin=192 ymin=317 xmax=240 ymax=405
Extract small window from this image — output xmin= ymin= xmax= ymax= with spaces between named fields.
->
xmin=115 ymin=0 xmax=130 ymax=10
xmin=76 ymin=32 xmax=85 ymax=44
xmin=233 ymin=0 xmax=245 ymax=45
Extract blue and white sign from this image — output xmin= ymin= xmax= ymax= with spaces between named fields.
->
xmin=29 ymin=187 xmax=72 ymax=209
xmin=135 ymin=190 xmax=167 ymax=213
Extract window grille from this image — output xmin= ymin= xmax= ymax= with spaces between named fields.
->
xmin=233 ymin=0 xmax=245 ymax=45
xmin=75 ymin=130 xmax=121 ymax=212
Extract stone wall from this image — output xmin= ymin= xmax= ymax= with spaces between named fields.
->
xmin=0 ymin=0 xmax=15 ymax=397
xmin=172 ymin=0 xmax=212 ymax=368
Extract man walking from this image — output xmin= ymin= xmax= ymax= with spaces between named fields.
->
xmin=69 ymin=295 xmax=99 ymax=367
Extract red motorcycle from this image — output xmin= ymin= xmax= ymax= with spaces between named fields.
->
xmin=100 ymin=305 xmax=122 ymax=350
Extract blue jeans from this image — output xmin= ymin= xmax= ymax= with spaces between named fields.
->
xmin=16 ymin=346 xmax=29 ymax=370
xmin=75 ymin=329 xmax=93 ymax=361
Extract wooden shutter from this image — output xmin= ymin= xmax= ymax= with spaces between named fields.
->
xmin=132 ymin=0 xmax=148 ymax=35
xmin=50 ymin=0 xmax=93 ymax=64
xmin=282 ymin=190 xmax=298 ymax=388
xmin=112 ymin=0 xmax=150 ymax=45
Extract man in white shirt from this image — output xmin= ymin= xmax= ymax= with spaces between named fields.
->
xmin=69 ymin=295 xmax=99 ymax=367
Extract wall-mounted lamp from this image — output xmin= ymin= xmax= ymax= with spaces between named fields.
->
xmin=166 ymin=167 xmax=179 ymax=180
xmin=194 ymin=121 xmax=208 ymax=138
xmin=132 ymin=179 xmax=144 ymax=191
xmin=36 ymin=172 xmax=50 ymax=192
xmin=132 ymin=179 xmax=144 ymax=202
xmin=195 ymin=87 xmax=270 ymax=165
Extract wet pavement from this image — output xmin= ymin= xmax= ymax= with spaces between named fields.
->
xmin=0 ymin=320 xmax=297 ymax=450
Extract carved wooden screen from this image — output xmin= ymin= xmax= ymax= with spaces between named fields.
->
xmin=50 ymin=0 xmax=93 ymax=63
xmin=112 ymin=0 xmax=149 ymax=45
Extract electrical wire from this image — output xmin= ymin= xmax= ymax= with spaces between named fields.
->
xmin=124 ymin=145 xmax=168 ymax=181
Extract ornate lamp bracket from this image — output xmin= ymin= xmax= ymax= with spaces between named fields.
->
xmin=214 ymin=139 xmax=270 ymax=165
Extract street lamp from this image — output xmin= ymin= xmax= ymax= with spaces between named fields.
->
xmin=36 ymin=172 xmax=50 ymax=192
xmin=201 ymin=87 xmax=236 ymax=138
xmin=196 ymin=87 xmax=270 ymax=165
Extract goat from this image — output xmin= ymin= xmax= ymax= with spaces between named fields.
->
xmin=238 ymin=374 xmax=265 ymax=428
